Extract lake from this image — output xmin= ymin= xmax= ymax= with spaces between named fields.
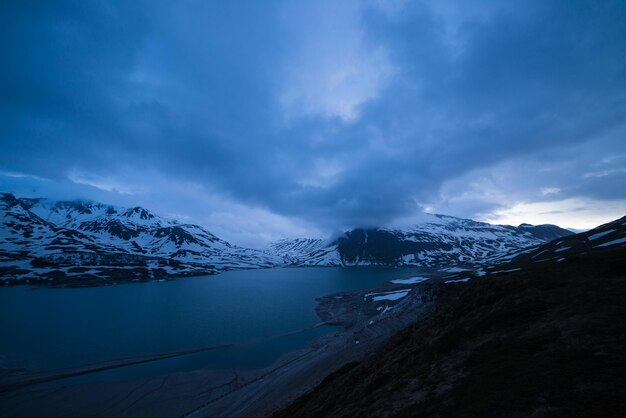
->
xmin=0 ymin=267 xmax=421 ymax=383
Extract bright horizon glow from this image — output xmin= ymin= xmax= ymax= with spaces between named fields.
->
xmin=482 ymin=199 xmax=626 ymax=231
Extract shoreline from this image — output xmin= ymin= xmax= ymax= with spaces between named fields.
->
xmin=0 ymin=321 xmax=334 ymax=395
xmin=0 ymin=263 xmax=451 ymax=288
xmin=0 ymin=277 xmax=441 ymax=417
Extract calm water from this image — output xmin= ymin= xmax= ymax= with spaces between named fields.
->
xmin=0 ymin=267 xmax=420 ymax=382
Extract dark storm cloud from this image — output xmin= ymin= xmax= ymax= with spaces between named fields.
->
xmin=1 ymin=0 xmax=625 ymax=235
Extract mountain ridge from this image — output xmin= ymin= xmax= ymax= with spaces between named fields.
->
xmin=267 ymin=214 xmax=573 ymax=268
xmin=1 ymin=193 xmax=573 ymax=285
xmin=0 ymin=193 xmax=282 ymax=285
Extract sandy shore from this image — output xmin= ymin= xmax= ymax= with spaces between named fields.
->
xmin=0 ymin=281 xmax=437 ymax=417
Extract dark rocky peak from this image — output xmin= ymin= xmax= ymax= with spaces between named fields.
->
xmin=516 ymin=223 xmax=574 ymax=241
xmin=79 ymin=219 xmax=141 ymax=241
xmin=0 ymin=193 xmax=40 ymax=211
xmin=50 ymin=200 xmax=95 ymax=215
xmin=122 ymin=207 xmax=155 ymax=220
xmin=0 ymin=192 xmax=20 ymax=207
xmin=154 ymin=226 xmax=202 ymax=246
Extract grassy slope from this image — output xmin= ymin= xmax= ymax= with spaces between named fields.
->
xmin=276 ymin=247 xmax=626 ymax=417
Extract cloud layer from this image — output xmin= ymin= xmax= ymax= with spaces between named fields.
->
xmin=1 ymin=0 xmax=625 ymax=245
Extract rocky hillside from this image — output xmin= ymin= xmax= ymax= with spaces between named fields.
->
xmin=269 ymin=214 xmax=572 ymax=268
xmin=0 ymin=193 xmax=282 ymax=285
xmin=507 ymin=215 xmax=626 ymax=265
xmin=276 ymin=218 xmax=626 ymax=417
xmin=464 ymin=214 xmax=626 ymax=277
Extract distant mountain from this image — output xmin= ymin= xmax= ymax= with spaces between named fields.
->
xmin=0 ymin=193 xmax=282 ymax=285
xmin=266 ymin=238 xmax=341 ymax=266
xmin=0 ymin=192 xmax=578 ymax=285
xmin=268 ymin=214 xmax=573 ymax=268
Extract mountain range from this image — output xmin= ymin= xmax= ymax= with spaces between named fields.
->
xmin=0 ymin=193 xmax=573 ymax=285
xmin=267 ymin=216 xmax=572 ymax=268
xmin=0 ymin=193 xmax=281 ymax=285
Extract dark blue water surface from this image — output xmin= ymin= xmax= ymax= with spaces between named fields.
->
xmin=0 ymin=267 xmax=420 ymax=382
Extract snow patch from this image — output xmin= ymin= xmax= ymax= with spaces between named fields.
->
xmin=365 ymin=289 xmax=411 ymax=302
xmin=443 ymin=267 xmax=470 ymax=273
xmin=596 ymin=237 xmax=626 ymax=247
xmin=390 ymin=276 xmax=429 ymax=285
xmin=588 ymin=229 xmax=615 ymax=240
xmin=445 ymin=277 xmax=471 ymax=283
xmin=492 ymin=268 xmax=522 ymax=274
xmin=376 ymin=305 xmax=395 ymax=314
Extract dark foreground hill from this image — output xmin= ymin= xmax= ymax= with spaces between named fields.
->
xmin=276 ymin=241 xmax=626 ymax=417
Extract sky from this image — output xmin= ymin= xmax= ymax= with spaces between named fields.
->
xmin=1 ymin=0 xmax=625 ymax=247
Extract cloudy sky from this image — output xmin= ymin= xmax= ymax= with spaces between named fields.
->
xmin=1 ymin=0 xmax=625 ymax=247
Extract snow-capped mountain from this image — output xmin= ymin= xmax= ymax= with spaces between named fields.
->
xmin=266 ymin=238 xmax=341 ymax=266
xmin=0 ymin=193 xmax=282 ymax=285
xmin=0 ymin=192 xmax=576 ymax=285
xmin=268 ymin=214 xmax=573 ymax=268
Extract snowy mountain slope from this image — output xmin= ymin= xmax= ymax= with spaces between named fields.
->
xmin=435 ymin=214 xmax=626 ymax=283
xmin=267 ymin=238 xmax=327 ymax=256
xmin=265 ymin=238 xmax=342 ymax=266
xmin=1 ymin=192 xmax=578 ymax=285
xmin=0 ymin=193 xmax=282 ymax=285
xmin=503 ymin=215 xmax=626 ymax=267
xmin=269 ymin=214 xmax=573 ymax=268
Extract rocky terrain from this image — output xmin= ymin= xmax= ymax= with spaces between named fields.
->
xmin=276 ymin=217 xmax=626 ymax=418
